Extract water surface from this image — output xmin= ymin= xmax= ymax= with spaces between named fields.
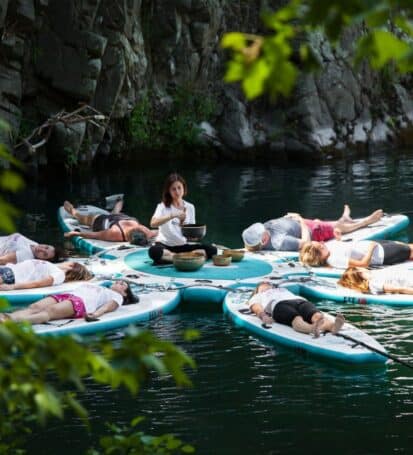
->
xmin=16 ymin=151 xmax=413 ymax=454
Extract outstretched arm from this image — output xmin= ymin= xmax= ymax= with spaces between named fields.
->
xmin=249 ymin=301 xmax=273 ymax=324
xmin=87 ymin=300 xmax=119 ymax=318
xmin=0 ymin=276 xmax=54 ymax=290
xmin=0 ymin=252 xmax=18 ymax=265
xmin=383 ymin=284 xmax=413 ymax=295
xmin=64 ymin=230 xmax=118 ymax=242
xmin=348 ymin=242 xmax=377 ymax=267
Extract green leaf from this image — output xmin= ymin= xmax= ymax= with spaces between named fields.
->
xmin=243 ymin=59 xmax=271 ymax=99
xmin=224 ymin=60 xmax=245 ymax=83
xmin=221 ymin=32 xmax=246 ymax=51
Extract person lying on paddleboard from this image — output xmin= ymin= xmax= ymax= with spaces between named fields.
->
xmin=63 ymin=199 xmax=157 ymax=245
xmin=0 ymin=233 xmax=64 ymax=264
xmin=242 ymin=205 xmax=383 ymax=252
xmin=0 ymin=280 xmax=137 ymax=324
xmin=338 ymin=267 xmax=413 ymax=295
xmin=300 ymin=239 xmax=413 ymax=268
xmin=248 ymin=282 xmax=345 ymax=337
xmin=0 ymin=259 xmax=93 ymax=291
xmin=148 ymin=172 xmax=217 ymax=264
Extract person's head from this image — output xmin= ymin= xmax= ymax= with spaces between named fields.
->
xmin=338 ymin=267 xmax=370 ymax=293
xmin=162 ymin=173 xmax=187 ymax=207
xmin=111 ymin=280 xmax=139 ymax=305
xmin=33 ymin=244 xmax=66 ymax=263
xmin=242 ymin=223 xmax=269 ymax=252
xmin=127 ymin=228 xmax=149 ymax=246
xmin=299 ymin=241 xmax=329 ymax=266
xmin=252 ymin=281 xmax=273 ymax=296
xmin=62 ymin=262 xmax=94 ymax=282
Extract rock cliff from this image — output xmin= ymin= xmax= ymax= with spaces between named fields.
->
xmin=0 ymin=0 xmax=412 ymax=169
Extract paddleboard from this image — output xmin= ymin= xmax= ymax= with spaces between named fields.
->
xmin=294 ymin=262 xmax=413 ymax=307
xmin=58 ymin=204 xmax=138 ymax=254
xmin=223 ymin=286 xmax=388 ymax=364
xmin=33 ymin=286 xmax=180 ymax=336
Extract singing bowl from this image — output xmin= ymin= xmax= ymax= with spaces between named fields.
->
xmin=173 ymin=252 xmax=206 ymax=271
xmin=212 ymin=254 xmax=232 ymax=267
xmin=222 ymin=249 xmax=245 ymax=262
xmin=181 ymin=223 xmax=207 ymax=241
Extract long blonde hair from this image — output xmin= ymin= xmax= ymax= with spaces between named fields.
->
xmin=299 ymin=242 xmax=326 ymax=267
xmin=338 ymin=267 xmax=370 ymax=293
xmin=64 ymin=263 xmax=94 ymax=282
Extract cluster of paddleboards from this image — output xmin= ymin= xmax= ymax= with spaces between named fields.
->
xmin=4 ymin=204 xmax=411 ymax=366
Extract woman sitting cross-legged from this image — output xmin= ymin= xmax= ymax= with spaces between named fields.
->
xmin=338 ymin=267 xmax=413 ymax=295
xmin=148 ymin=173 xmax=217 ymax=264
xmin=0 ymin=259 xmax=93 ymax=291
xmin=248 ymin=282 xmax=345 ymax=337
xmin=0 ymin=280 xmax=137 ymax=324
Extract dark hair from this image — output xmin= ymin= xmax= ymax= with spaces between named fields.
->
xmin=123 ymin=282 xmax=140 ymax=305
xmin=50 ymin=245 xmax=67 ymax=263
xmin=161 ymin=173 xmax=187 ymax=207
xmin=128 ymin=229 xmax=149 ymax=246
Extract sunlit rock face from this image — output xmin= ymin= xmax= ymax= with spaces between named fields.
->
xmin=0 ymin=0 xmax=412 ymax=167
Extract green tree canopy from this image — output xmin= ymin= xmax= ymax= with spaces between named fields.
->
xmin=222 ymin=0 xmax=413 ymax=99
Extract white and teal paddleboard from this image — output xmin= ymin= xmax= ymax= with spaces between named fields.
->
xmin=58 ymin=204 xmax=139 ymax=254
xmin=33 ymin=287 xmax=180 ymax=336
xmin=293 ymin=262 xmax=413 ymax=307
xmin=223 ymin=287 xmax=388 ymax=364
xmin=242 ymin=213 xmax=410 ymax=268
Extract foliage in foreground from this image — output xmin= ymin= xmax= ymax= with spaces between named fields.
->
xmin=0 ymin=321 xmax=195 ymax=453
xmin=222 ymin=0 xmax=413 ymax=100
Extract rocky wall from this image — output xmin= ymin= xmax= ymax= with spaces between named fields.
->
xmin=0 ymin=0 xmax=412 ymax=170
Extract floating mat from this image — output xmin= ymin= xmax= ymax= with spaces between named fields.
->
xmin=123 ymin=249 xmax=273 ymax=281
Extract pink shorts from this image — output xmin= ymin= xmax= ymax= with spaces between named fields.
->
xmin=51 ymin=293 xmax=86 ymax=318
xmin=304 ymin=219 xmax=335 ymax=242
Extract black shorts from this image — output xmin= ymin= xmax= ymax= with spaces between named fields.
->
xmin=377 ymin=240 xmax=411 ymax=265
xmin=272 ymin=299 xmax=318 ymax=326
xmin=91 ymin=214 xmax=109 ymax=231
xmin=91 ymin=213 xmax=137 ymax=232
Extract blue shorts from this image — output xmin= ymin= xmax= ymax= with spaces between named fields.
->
xmin=0 ymin=267 xmax=15 ymax=284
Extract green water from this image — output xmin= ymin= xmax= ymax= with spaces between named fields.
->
xmin=16 ymin=152 xmax=413 ymax=454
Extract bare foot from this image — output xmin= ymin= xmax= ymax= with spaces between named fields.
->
xmin=331 ymin=313 xmax=345 ymax=334
xmin=370 ymin=209 xmax=383 ymax=224
xmin=311 ymin=316 xmax=325 ymax=338
xmin=64 ymin=201 xmax=76 ymax=216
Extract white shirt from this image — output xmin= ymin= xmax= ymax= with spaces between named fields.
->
xmin=153 ymin=201 xmax=195 ymax=246
xmin=369 ymin=269 xmax=413 ymax=294
xmin=8 ymin=259 xmax=65 ymax=285
xmin=72 ymin=283 xmax=123 ymax=313
xmin=248 ymin=287 xmax=302 ymax=313
xmin=0 ymin=233 xmax=36 ymax=262
xmin=327 ymin=240 xmax=384 ymax=269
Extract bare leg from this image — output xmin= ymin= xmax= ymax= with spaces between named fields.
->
xmin=312 ymin=312 xmax=345 ymax=334
xmin=161 ymin=250 xmax=175 ymax=263
xmin=10 ymin=299 xmax=75 ymax=324
xmin=64 ymin=201 xmax=98 ymax=227
xmin=291 ymin=316 xmax=314 ymax=334
xmin=111 ymin=199 xmax=124 ymax=214
xmin=335 ymin=209 xmax=383 ymax=234
xmin=9 ymin=297 xmax=57 ymax=321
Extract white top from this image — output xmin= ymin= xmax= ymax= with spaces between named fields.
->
xmin=153 ymin=200 xmax=196 ymax=246
xmin=369 ymin=269 xmax=413 ymax=294
xmin=0 ymin=233 xmax=36 ymax=262
xmin=72 ymin=283 xmax=124 ymax=313
xmin=248 ymin=287 xmax=303 ymax=314
xmin=8 ymin=259 xmax=65 ymax=285
xmin=327 ymin=241 xmax=384 ymax=269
